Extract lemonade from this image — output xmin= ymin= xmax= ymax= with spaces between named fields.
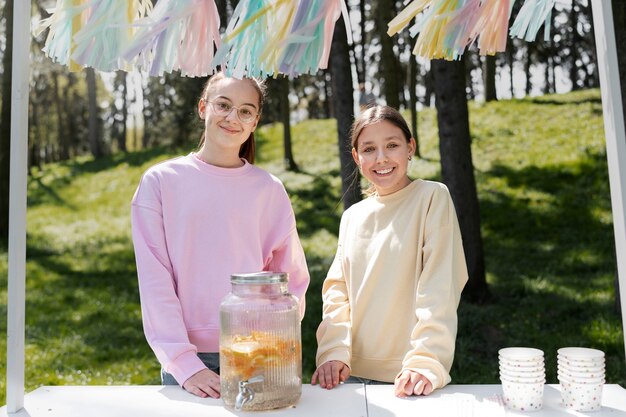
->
xmin=220 ymin=332 xmax=301 ymax=410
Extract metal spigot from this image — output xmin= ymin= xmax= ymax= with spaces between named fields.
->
xmin=235 ymin=375 xmax=264 ymax=411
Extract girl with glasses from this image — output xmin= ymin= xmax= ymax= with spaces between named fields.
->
xmin=312 ymin=105 xmax=467 ymax=397
xmin=131 ymin=73 xmax=310 ymax=399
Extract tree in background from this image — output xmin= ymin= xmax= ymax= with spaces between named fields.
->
xmin=86 ymin=67 xmax=104 ymax=158
xmin=112 ymin=70 xmax=129 ymax=153
xmin=483 ymin=56 xmax=497 ymax=101
xmin=277 ymin=77 xmax=299 ymax=171
xmin=330 ymin=15 xmax=361 ymax=210
xmin=374 ymin=0 xmax=401 ymax=109
xmin=431 ymin=59 xmax=489 ymax=303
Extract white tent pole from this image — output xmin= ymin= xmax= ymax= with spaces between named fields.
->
xmin=590 ymin=0 xmax=626 ymax=359
xmin=7 ymin=0 xmax=32 ymax=413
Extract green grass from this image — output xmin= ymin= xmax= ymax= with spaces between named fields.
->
xmin=1 ymin=89 xmax=624 ymax=404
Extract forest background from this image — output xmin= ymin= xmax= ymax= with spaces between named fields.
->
xmin=0 ymin=0 xmax=625 ymax=404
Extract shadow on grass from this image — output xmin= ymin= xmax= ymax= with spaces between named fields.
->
xmin=27 ymin=146 xmax=176 ymax=208
xmin=24 ymin=235 xmax=150 ymax=367
xmin=69 ymin=146 xmax=175 ymax=175
xmin=528 ymin=95 xmax=602 ymax=106
xmin=453 ymin=149 xmax=624 ymax=386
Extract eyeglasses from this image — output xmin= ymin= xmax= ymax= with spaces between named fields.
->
xmin=206 ymin=99 xmax=259 ymax=124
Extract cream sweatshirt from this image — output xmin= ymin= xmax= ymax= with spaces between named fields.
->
xmin=315 ymin=179 xmax=468 ymax=389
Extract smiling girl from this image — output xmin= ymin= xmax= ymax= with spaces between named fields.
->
xmin=131 ymin=73 xmax=309 ymax=399
xmin=312 ymin=105 xmax=467 ymax=397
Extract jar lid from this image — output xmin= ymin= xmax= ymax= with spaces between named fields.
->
xmin=231 ymin=272 xmax=288 ymax=284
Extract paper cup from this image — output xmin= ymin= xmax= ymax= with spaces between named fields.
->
xmin=500 ymin=365 xmax=545 ymax=376
xmin=558 ymin=347 xmax=604 ymax=362
xmin=558 ymin=368 xmax=605 ymax=380
xmin=559 ymin=378 xmax=603 ymax=412
xmin=499 ymin=347 xmax=544 ymax=361
xmin=557 ymin=359 xmax=605 ymax=373
xmin=499 ymin=357 xmax=544 ymax=367
xmin=501 ymin=379 xmax=544 ymax=411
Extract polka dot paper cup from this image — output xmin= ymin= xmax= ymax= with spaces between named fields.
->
xmin=500 ymin=377 xmax=544 ymax=412
xmin=558 ymin=347 xmax=605 ymax=412
xmin=559 ymin=377 xmax=603 ymax=412
xmin=499 ymin=347 xmax=544 ymax=361
xmin=558 ymin=347 xmax=605 ymax=363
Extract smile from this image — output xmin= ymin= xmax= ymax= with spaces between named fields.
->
xmin=219 ymin=125 xmax=240 ymax=134
xmin=374 ymin=168 xmax=394 ymax=175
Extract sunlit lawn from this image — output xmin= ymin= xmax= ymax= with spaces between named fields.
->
xmin=1 ymin=89 xmax=624 ymax=405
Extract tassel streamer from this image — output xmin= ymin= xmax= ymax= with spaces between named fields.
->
xmin=122 ymin=0 xmax=220 ymax=77
xmin=474 ymin=0 xmax=511 ymax=55
xmin=71 ymin=0 xmax=153 ymax=72
xmin=389 ymin=0 xmax=553 ymax=60
xmin=211 ymin=0 xmax=280 ymax=79
xmin=213 ymin=0 xmax=351 ymax=79
xmin=39 ymin=0 xmax=88 ymax=70
xmin=279 ymin=0 xmax=352 ymax=77
xmin=510 ymin=0 xmax=556 ymax=42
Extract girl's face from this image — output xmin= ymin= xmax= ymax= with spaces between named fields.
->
xmin=352 ymin=120 xmax=416 ymax=196
xmin=198 ymin=77 xmax=260 ymax=163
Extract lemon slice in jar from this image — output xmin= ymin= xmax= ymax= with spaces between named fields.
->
xmin=231 ymin=340 xmax=261 ymax=355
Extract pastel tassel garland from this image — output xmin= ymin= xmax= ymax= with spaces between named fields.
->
xmin=213 ymin=0 xmax=351 ymax=79
xmin=278 ymin=0 xmax=352 ymax=77
xmin=212 ymin=0 xmax=280 ymax=79
xmin=39 ymin=0 xmax=554 ymax=76
xmin=509 ymin=0 xmax=556 ymax=42
xmin=123 ymin=0 xmax=220 ymax=77
xmin=473 ymin=0 xmax=512 ymax=55
xmin=408 ymin=0 xmax=461 ymax=60
xmin=71 ymin=0 xmax=153 ymax=72
xmin=39 ymin=0 xmax=88 ymax=71
xmin=389 ymin=0 xmax=553 ymax=60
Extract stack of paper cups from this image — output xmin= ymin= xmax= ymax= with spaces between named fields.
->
xmin=558 ymin=347 xmax=605 ymax=412
xmin=499 ymin=347 xmax=545 ymax=411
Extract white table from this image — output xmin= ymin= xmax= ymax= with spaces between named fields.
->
xmin=1 ymin=384 xmax=625 ymax=416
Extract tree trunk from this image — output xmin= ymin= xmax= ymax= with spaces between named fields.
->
xmin=52 ymin=71 xmax=69 ymax=160
xmin=358 ymin=0 xmax=366 ymax=85
xmin=86 ymin=67 xmax=103 ymax=158
xmin=0 ymin=0 xmax=14 ymax=240
xmin=117 ymin=70 xmax=128 ymax=152
xmin=431 ymin=59 xmax=490 ymax=303
xmin=507 ymin=38 xmax=515 ymax=98
xmin=329 ymin=16 xmax=361 ymax=211
xmin=376 ymin=0 xmax=400 ymax=108
xmin=408 ymin=52 xmax=421 ymax=158
xmin=324 ymin=71 xmax=334 ymax=119
xmin=524 ymin=45 xmax=532 ymax=96
xmin=424 ymin=68 xmax=434 ymax=107
xmin=279 ymin=77 xmax=298 ymax=171
xmin=484 ymin=55 xmax=497 ymax=101
xmin=30 ymin=101 xmax=42 ymax=171
xmin=569 ymin=4 xmax=581 ymax=91
xmin=64 ymin=73 xmax=81 ymax=157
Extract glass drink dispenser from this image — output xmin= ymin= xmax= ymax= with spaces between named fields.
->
xmin=220 ymin=272 xmax=302 ymax=411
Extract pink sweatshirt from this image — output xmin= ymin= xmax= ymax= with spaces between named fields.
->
xmin=131 ymin=153 xmax=309 ymax=385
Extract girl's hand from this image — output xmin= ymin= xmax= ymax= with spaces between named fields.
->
xmin=182 ymin=368 xmax=221 ymax=398
xmin=394 ymin=370 xmax=433 ymax=397
xmin=311 ymin=360 xmax=350 ymax=389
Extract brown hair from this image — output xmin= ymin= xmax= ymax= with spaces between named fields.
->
xmin=198 ymin=72 xmax=267 ymax=164
xmin=350 ymin=105 xmax=413 ymax=195
xmin=351 ymin=105 xmax=412 ymax=149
